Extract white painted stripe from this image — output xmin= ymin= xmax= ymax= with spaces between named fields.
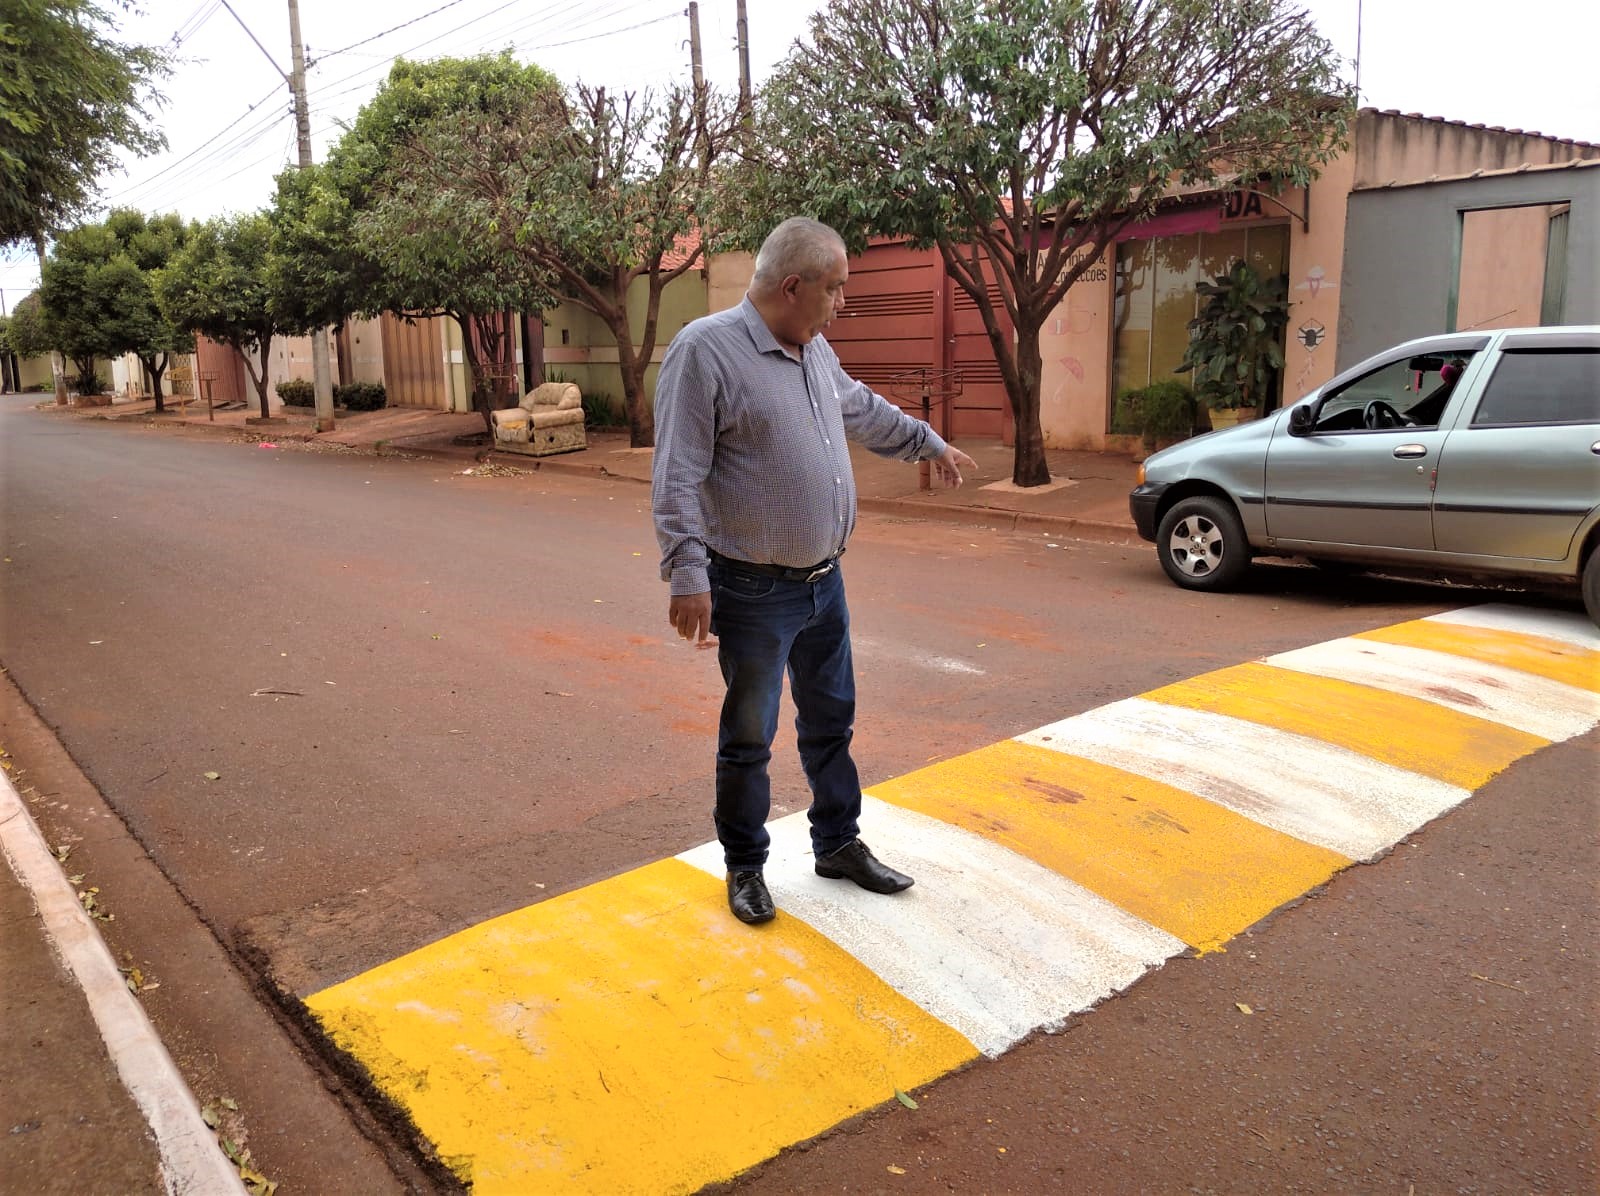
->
xmin=1425 ymin=603 xmax=1600 ymax=650
xmin=853 ymin=634 xmax=986 ymax=676
xmin=677 ymin=797 xmax=1184 ymax=1057
xmin=0 ymin=774 xmax=247 ymax=1196
xmin=1017 ymin=698 xmax=1471 ymax=861
xmin=1267 ymin=637 xmax=1600 ymax=740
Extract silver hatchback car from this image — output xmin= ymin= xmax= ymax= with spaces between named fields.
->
xmin=1129 ymin=327 xmax=1600 ymax=625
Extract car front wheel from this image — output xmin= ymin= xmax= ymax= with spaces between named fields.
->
xmin=1156 ymin=495 xmax=1252 ymax=590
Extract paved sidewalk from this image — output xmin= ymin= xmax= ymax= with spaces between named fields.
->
xmin=0 ymin=847 xmax=163 ymax=1193
xmin=56 ymin=393 xmax=1145 ymax=543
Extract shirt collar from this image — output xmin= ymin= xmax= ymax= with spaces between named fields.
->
xmin=739 ymin=296 xmax=800 ymax=362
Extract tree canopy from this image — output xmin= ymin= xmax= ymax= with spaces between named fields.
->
xmin=0 ymin=0 xmax=169 ymax=248
xmin=393 ymin=81 xmax=743 ymax=446
xmin=744 ymin=0 xmax=1353 ymax=484
xmin=157 ymin=213 xmax=284 ymax=420
xmin=281 ymin=53 xmax=566 ymax=435
xmin=38 ymin=209 xmax=192 ymax=409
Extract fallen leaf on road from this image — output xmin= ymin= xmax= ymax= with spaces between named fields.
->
xmin=887 ymin=1165 xmax=907 ymax=1175
xmin=200 ymin=1105 xmax=220 ymax=1129
xmin=894 ymin=1089 xmax=918 ymax=1110
xmin=204 ymin=771 xmax=221 ymax=781
xmin=220 ymin=1097 xmax=238 ymax=1111
xmin=1236 ymin=1002 xmax=1253 ymax=1015
xmin=89 ymin=640 xmax=103 ymax=645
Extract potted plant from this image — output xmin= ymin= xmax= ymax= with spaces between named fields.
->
xmin=1113 ymin=379 xmax=1198 ymax=458
xmin=1176 ymin=259 xmax=1288 ymax=428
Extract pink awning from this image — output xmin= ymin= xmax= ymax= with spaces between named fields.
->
xmin=1114 ymin=206 xmax=1222 ymax=242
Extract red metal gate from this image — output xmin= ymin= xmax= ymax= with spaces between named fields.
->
xmin=830 ymin=239 xmax=1013 ymax=441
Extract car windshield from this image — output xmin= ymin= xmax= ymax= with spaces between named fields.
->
xmin=1313 ymin=350 xmax=1478 ymax=432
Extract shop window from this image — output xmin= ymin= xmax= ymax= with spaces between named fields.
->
xmin=1111 ymin=224 xmax=1290 ymax=430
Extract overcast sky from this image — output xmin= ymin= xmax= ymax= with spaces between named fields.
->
xmin=5 ymin=0 xmax=1598 ymax=307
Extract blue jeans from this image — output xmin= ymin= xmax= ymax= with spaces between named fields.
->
xmin=709 ymin=559 xmax=862 ymax=870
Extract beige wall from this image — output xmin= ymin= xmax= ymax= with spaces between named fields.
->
xmin=1283 ymin=155 xmax=1356 ymax=404
xmin=1354 ymin=110 xmax=1600 ymax=189
xmin=1037 ymin=247 xmax=1115 ymax=449
xmin=707 ymin=251 xmax=755 ymax=313
xmin=542 ymin=270 xmax=710 ymax=412
xmin=346 ymin=317 xmax=386 ymax=385
xmin=14 ymin=355 xmax=54 ymax=391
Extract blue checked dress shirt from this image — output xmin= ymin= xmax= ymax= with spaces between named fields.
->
xmin=653 ymin=298 xmax=949 ymax=597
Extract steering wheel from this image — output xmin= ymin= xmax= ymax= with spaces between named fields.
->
xmin=1362 ymin=399 xmax=1409 ymax=429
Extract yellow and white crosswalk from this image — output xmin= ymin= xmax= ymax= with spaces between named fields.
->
xmin=305 ymin=605 xmax=1600 ymax=1194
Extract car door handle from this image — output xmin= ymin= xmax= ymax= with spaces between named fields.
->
xmin=1392 ymin=444 xmax=1428 ymax=459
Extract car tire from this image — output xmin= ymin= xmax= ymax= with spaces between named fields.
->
xmin=1583 ymin=548 xmax=1600 ymax=629
xmin=1156 ymin=495 xmax=1252 ymax=591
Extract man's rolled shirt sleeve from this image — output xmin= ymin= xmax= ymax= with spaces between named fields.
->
xmin=651 ymin=335 xmax=717 ymax=596
xmin=828 ymin=346 xmax=949 ymax=462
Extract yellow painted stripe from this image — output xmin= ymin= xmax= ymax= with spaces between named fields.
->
xmin=1144 ymin=661 xmax=1549 ymax=790
xmin=306 ymin=858 xmax=976 ymax=1195
xmin=1356 ymin=620 xmax=1600 ymax=692
xmin=868 ymin=741 xmax=1348 ymax=953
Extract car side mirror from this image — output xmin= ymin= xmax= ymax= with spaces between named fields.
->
xmin=1288 ymin=405 xmax=1314 ymax=437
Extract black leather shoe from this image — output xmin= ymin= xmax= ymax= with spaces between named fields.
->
xmin=814 ymin=839 xmax=914 ymax=894
xmin=726 ymin=870 xmax=776 ymax=924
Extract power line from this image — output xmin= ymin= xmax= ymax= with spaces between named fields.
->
xmin=309 ymin=0 xmax=476 ymax=65
xmin=103 ymin=83 xmax=288 ymax=204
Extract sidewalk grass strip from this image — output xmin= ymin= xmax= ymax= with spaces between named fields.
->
xmin=1355 ymin=619 xmax=1600 ymax=692
xmin=1267 ymin=638 xmax=1600 ymax=740
xmin=1018 ymin=699 xmax=1470 ymax=861
xmin=678 ymin=799 xmax=1186 ymax=1057
xmin=863 ymin=741 xmax=1347 ymax=954
xmin=1142 ymin=661 xmax=1549 ymax=790
xmin=305 ymin=858 xmax=977 ymax=1195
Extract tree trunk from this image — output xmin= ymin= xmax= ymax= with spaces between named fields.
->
xmin=142 ymin=353 xmax=168 ymax=413
xmin=458 ymin=315 xmax=498 ymax=441
xmin=238 ymin=337 xmax=272 ymax=419
xmin=1011 ymin=324 xmax=1050 ymax=487
xmin=606 ymin=296 xmax=654 ymax=449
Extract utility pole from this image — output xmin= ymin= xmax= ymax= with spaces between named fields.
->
xmin=687 ymin=2 xmax=709 ymax=169
xmin=31 ymin=231 xmax=69 ymax=405
xmin=287 ymin=0 xmax=336 ymax=431
xmin=735 ymin=0 xmax=751 ymax=117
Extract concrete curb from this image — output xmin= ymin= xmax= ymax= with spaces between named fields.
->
xmin=0 ymin=774 xmax=246 ymax=1196
xmin=62 ymin=405 xmax=1147 ymax=546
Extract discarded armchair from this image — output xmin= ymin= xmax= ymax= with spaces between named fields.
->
xmin=491 ymin=381 xmax=586 ymax=457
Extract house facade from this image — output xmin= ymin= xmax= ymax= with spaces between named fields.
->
xmin=796 ymin=109 xmax=1600 ymax=451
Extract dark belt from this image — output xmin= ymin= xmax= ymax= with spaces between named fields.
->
xmin=710 ymin=549 xmax=842 ymax=584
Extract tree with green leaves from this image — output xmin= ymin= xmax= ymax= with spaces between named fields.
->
xmin=279 ymin=54 xmax=565 ymax=439
xmin=37 ymin=210 xmax=192 ymax=411
xmin=5 ymin=292 xmax=51 ymax=372
xmin=156 ymin=213 xmax=285 ymax=420
xmin=743 ymin=0 xmax=1352 ymax=485
xmin=395 ymin=82 xmax=743 ymax=448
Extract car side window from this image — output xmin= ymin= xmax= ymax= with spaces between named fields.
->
xmin=1471 ymin=349 xmax=1600 ymax=426
xmin=1313 ymin=352 xmax=1474 ymax=433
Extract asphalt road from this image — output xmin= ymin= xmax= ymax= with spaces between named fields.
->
xmin=2 ymin=395 xmax=1594 ymax=1193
